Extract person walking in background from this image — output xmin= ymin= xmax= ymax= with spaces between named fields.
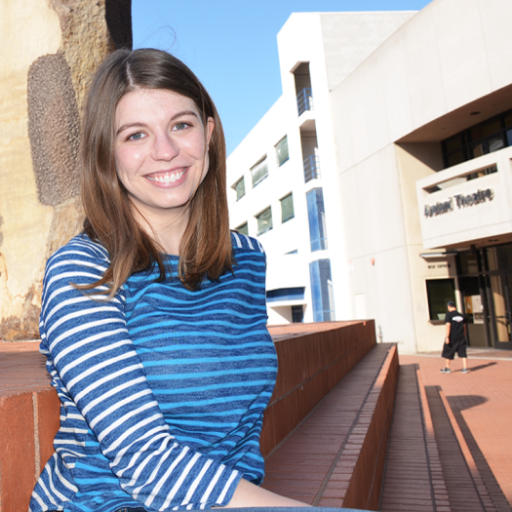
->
xmin=441 ymin=301 xmax=468 ymax=374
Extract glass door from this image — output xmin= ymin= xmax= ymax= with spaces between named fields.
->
xmin=459 ymin=276 xmax=487 ymax=347
xmin=486 ymin=246 xmax=512 ymax=349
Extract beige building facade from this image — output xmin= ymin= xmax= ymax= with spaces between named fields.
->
xmin=332 ymin=0 xmax=512 ymax=352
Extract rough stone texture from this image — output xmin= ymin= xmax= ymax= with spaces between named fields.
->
xmin=49 ymin=0 xmax=132 ymax=112
xmin=28 ymin=53 xmax=81 ymax=206
xmin=46 ymin=197 xmax=84 ymax=259
xmin=0 ymin=285 xmax=41 ymax=341
xmin=0 ymin=0 xmax=131 ymax=341
xmin=0 ymin=0 xmax=61 ymax=342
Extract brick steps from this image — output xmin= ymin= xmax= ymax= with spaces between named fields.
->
xmin=262 ymin=342 xmax=399 ymax=511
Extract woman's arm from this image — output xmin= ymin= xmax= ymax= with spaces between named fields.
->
xmin=223 ymin=479 xmax=311 ymax=508
xmin=42 ymin=237 xmax=243 ymax=510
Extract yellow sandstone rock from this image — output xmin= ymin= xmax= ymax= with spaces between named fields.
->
xmin=0 ymin=0 xmax=132 ymax=340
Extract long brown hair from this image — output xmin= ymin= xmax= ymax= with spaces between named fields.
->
xmin=80 ymin=48 xmax=233 ymax=294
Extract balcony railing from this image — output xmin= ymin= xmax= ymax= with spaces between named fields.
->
xmin=297 ymin=88 xmax=313 ymax=116
xmin=303 ymin=154 xmax=320 ymax=182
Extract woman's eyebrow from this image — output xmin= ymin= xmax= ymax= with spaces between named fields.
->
xmin=171 ymin=110 xmax=199 ymax=121
xmin=116 ymin=122 xmax=148 ymax=136
xmin=116 ymin=110 xmax=200 ymax=136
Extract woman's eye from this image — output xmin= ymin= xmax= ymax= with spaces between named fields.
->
xmin=128 ymin=132 xmax=145 ymax=141
xmin=173 ymin=122 xmax=190 ymax=131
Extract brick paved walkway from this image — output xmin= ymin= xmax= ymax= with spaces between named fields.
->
xmin=380 ymin=365 xmax=443 ymax=512
xmin=400 ymin=352 xmax=512 ymax=511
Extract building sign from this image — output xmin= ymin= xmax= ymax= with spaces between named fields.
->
xmin=424 ymin=188 xmax=494 ymax=218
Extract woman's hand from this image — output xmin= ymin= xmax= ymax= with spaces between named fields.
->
xmin=220 ymin=478 xmax=311 ymax=508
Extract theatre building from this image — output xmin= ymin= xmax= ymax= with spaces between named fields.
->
xmin=227 ymin=0 xmax=512 ymax=353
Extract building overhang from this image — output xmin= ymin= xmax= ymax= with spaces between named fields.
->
xmin=397 ymin=83 xmax=512 ymax=143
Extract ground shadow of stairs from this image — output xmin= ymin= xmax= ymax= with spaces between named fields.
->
xmin=380 ymin=364 xmax=512 ymax=512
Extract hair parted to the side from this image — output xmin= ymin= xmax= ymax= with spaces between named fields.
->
xmin=79 ymin=48 xmax=233 ymax=295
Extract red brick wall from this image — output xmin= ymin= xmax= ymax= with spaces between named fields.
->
xmin=0 ymin=321 xmax=377 ymax=511
xmin=341 ymin=344 xmax=398 ymax=510
xmin=261 ymin=321 xmax=377 ymax=457
xmin=0 ymin=388 xmax=60 ymax=512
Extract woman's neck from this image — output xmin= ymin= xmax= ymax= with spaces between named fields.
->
xmin=133 ymin=206 xmax=189 ymax=256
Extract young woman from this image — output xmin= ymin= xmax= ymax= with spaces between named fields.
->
xmin=30 ymin=49 xmax=308 ymax=512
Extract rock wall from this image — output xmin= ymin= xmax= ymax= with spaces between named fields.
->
xmin=0 ymin=0 xmax=132 ymax=341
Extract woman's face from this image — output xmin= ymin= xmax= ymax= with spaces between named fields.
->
xmin=114 ymin=88 xmax=214 ymax=226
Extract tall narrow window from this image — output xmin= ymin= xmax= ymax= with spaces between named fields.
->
xmin=275 ymin=136 xmax=289 ymax=166
xmin=256 ymin=207 xmax=272 ymax=235
xmin=280 ymin=193 xmax=294 ymax=223
xmin=236 ymin=222 xmax=249 ymax=236
xmin=251 ymin=157 xmax=268 ymax=187
xmin=309 ymin=259 xmax=335 ymax=322
xmin=306 ymin=188 xmax=327 ymax=251
xmin=232 ymin=177 xmax=245 ymax=201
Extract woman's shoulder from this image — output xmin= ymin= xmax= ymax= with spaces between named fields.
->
xmin=44 ymin=233 xmax=111 ymax=281
xmin=48 ymin=233 xmax=110 ymax=265
xmin=230 ymin=231 xmax=265 ymax=254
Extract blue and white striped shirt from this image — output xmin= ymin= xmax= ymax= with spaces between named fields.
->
xmin=30 ymin=232 xmax=277 ymax=512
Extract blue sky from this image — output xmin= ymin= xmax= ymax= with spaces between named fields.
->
xmin=132 ymin=1 xmax=432 ymax=154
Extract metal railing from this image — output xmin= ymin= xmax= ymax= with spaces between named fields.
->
xmin=297 ymin=88 xmax=313 ymax=116
xmin=303 ymin=154 xmax=320 ymax=182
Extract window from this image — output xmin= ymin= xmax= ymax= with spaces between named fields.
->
xmin=303 ymin=154 xmax=320 ymax=182
xmin=292 ymin=305 xmax=304 ymax=323
xmin=426 ymin=279 xmax=456 ymax=321
xmin=236 ymin=222 xmax=248 ymax=236
xmin=266 ymin=287 xmax=305 ymax=303
xmin=280 ymin=193 xmax=294 ymax=223
xmin=309 ymin=259 xmax=335 ymax=322
xmin=442 ymin=109 xmax=512 ymax=169
xmin=306 ymin=188 xmax=327 ymax=251
xmin=232 ymin=177 xmax=245 ymax=201
xmin=256 ymin=207 xmax=272 ymax=235
xmin=251 ymin=157 xmax=268 ymax=187
xmin=275 ymin=136 xmax=289 ymax=166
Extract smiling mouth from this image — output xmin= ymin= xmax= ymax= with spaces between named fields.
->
xmin=146 ymin=169 xmax=186 ymax=184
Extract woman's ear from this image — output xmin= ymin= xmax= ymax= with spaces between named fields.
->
xmin=206 ymin=117 xmax=215 ymax=146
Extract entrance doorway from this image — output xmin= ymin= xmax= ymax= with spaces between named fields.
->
xmin=458 ymin=244 xmax=512 ymax=349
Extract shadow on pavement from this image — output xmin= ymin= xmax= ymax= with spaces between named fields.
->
xmin=447 ymin=395 xmax=512 ymax=512
xmin=466 ymin=362 xmax=497 ymax=373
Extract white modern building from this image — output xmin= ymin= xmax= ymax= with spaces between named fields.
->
xmin=227 ymin=0 xmax=512 ymax=354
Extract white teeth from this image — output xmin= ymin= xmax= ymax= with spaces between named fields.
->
xmin=149 ymin=170 xmax=184 ymax=183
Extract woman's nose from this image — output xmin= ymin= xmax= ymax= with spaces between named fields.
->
xmin=152 ymin=132 xmax=179 ymax=160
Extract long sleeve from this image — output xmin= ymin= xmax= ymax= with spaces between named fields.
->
xmin=38 ymin=236 xmax=243 ymax=511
